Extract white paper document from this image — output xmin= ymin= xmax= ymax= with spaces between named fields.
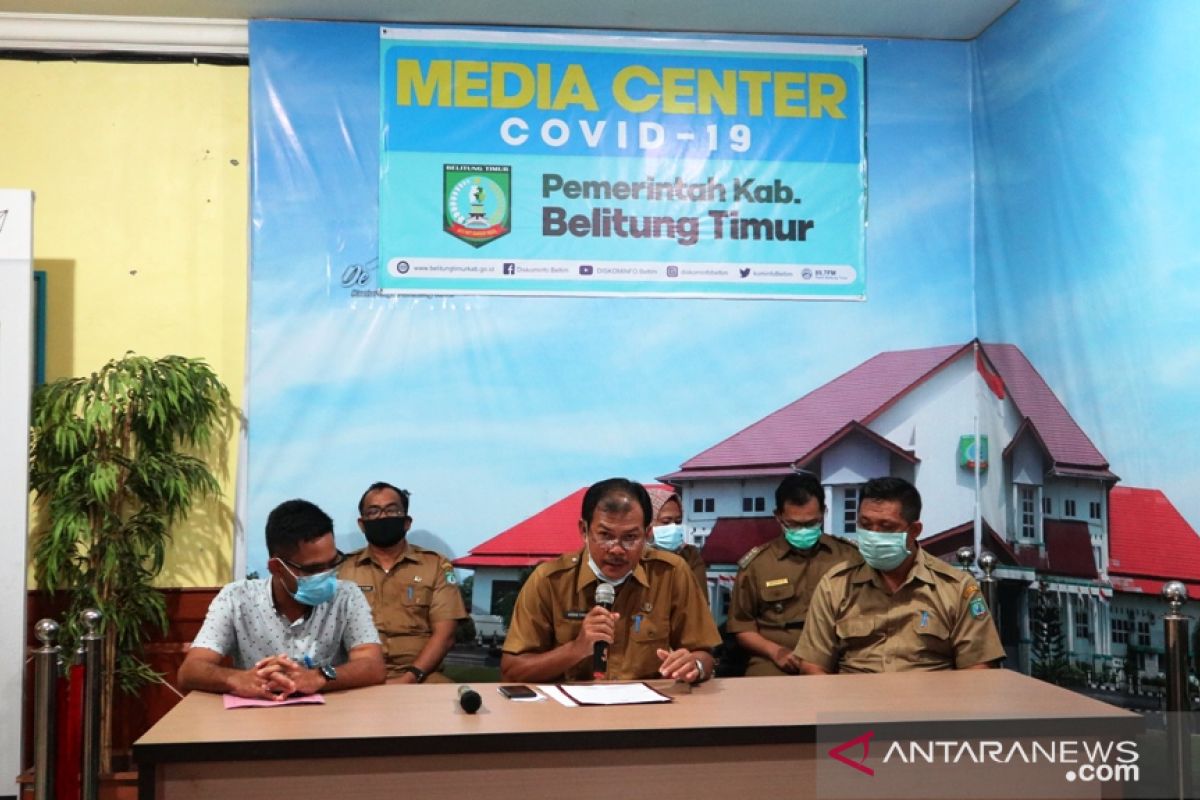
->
xmin=553 ymin=682 xmax=672 ymax=706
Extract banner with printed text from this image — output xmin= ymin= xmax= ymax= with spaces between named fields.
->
xmin=379 ymin=29 xmax=866 ymax=299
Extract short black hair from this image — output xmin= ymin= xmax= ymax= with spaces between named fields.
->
xmin=861 ymin=476 xmax=922 ymax=523
xmin=266 ymin=499 xmax=333 ymax=557
xmin=357 ymin=481 xmax=411 ymax=516
xmin=581 ymin=478 xmax=652 ymax=527
xmin=774 ymin=472 xmax=826 ymax=513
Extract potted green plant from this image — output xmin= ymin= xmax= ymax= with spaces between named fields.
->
xmin=28 ymin=352 xmax=231 ymax=772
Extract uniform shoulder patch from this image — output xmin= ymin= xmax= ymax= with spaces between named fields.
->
xmin=443 ymin=567 xmax=457 ymax=585
xmin=968 ymin=593 xmax=989 ymax=619
xmin=738 ymin=543 xmax=769 ymax=570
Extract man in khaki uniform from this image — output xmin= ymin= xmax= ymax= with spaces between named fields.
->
xmin=501 ymin=478 xmax=721 ymax=683
xmin=338 ymin=482 xmax=467 ymax=683
xmin=727 ymin=473 xmax=859 ymax=676
xmin=795 ymin=477 xmax=1005 ymax=673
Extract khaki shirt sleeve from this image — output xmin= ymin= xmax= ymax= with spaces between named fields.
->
xmin=670 ymin=564 xmax=722 ymax=652
xmin=501 ymin=568 xmax=555 ymax=655
xmin=429 ymin=557 xmax=468 ymax=624
xmin=793 ymin=573 xmax=839 ymax=672
xmin=950 ymin=579 xmax=1007 ymax=668
xmin=725 ymin=566 xmax=759 ymax=634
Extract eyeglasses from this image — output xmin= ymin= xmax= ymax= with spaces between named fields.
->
xmin=278 ymin=551 xmax=347 ymax=576
xmin=589 ymin=531 xmax=645 ymax=551
xmin=362 ymin=504 xmax=407 ymax=521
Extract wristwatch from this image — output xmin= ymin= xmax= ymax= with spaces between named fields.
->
xmin=400 ymin=665 xmax=428 ymax=683
xmin=318 ymin=664 xmax=337 ymax=683
xmin=692 ymin=658 xmax=708 ymax=683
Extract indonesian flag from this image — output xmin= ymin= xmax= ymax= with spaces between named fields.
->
xmin=975 ymin=348 xmax=1005 ymax=399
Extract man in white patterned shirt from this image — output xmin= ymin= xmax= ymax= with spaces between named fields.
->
xmin=179 ymin=499 xmax=385 ymax=699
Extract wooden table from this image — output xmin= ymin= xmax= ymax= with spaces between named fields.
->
xmin=133 ymin=671 xmax=1140 ymax=800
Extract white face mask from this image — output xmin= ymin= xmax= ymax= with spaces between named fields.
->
xmin=587 ymin=553 xmax=633 ymax=586
xmin=651 ymin=523 xmax=685 ymax=551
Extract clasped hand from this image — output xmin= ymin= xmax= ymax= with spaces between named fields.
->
xmin=228 ymin=654 xmax=324 ymax=700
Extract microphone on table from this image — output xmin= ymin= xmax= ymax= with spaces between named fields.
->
xmin=458 ymin=685 xmax=482 ymax=714
xmin=592 ymin=582 xmax=616 ymax=680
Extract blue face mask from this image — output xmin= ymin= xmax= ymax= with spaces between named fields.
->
xmin=651 ymin=523 xmax=685 ymax=551
xmin=856 ymin=528 xmax=912 ymax=572
xmin=278 ymin=562 xmax=338 ymax=606
xmin=783 ymin=525 xmax=822 ymax=551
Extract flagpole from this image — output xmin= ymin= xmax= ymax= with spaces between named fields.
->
xmin=973 ymin=343 xmax=983 ymax=564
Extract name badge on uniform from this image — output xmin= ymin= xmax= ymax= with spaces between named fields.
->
xmin=765 ymin=578 xmax=790 ymax=588
xmin=633 ymin=614 xmax=643 ymax=632
xmin=357 ymin=585 xmax=373 ymax=593
xmin=565 ymin=610 xmax=588 ymax=620
xmin=407 ymin=586 xmax=414 ymax=601
xmin=919 ymin=610 xmax=929 ymax=628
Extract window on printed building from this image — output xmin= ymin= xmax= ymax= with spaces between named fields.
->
xmin=1074 ymin=607 xmax=1090 ymax=639
xmin=1043 ymin=496 xmax=1052 ymax=515
xmin=1112 ymin=617 xmax=1129 ymax=645
xmin=693 ymin=497 xmax=715 ymax=514
xmin=1089 ymin=501 xmax=1102 ymax=520
xmin=1136 ymin=620 xmax=1151 ymax=648
xmin=842 ymin=487 xmax=859 ymax=534
xmin=1019 ymin=486 xmax=1036 ymax=538
xmin=1064 ymin=499 xmax=1077 ymax=517
xmin=742 ymin=496 xmax=766 ymax=513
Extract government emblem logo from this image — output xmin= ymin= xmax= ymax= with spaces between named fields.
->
xmin=444 ymin=164 xmax=511 ymax=248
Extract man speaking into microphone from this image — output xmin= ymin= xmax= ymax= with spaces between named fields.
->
xmin=501 ymin=479 xmax=720 ymax=683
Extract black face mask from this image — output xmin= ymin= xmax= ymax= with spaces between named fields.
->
xmin=363 ymin=517 xmax=408 ymax=548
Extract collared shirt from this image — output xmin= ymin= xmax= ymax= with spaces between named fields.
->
xmin=726 ymin=533 xmax=859 ymax=675
xmin=338 ymin=544 xmax=467 ymax=677
xmin=503 ymin=547 xmax=722 ymax=681
xmin=794 ymin=548 xmax=1005 ymax=673
xmin=191 ymin=577 xmax=380 ymax=670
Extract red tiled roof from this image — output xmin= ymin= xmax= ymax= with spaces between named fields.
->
xmin=1109 ymin=576 xmax=1200 ymax=601
xmin=458 ymin=487 xmax=586 ymax=564
xmin=676 ymin=344 xmax=964 ymax=472
xmin=980 ymin=343 xmax=1112 ymax=477
xmin=668 ymin=341 xmax=1112 ymax=480
xmin=921 ymin=520 xmax=1023 ymax=567
xmin=923 ymin=518 xmax=1098 ymax=580
xmin=1040 ymin=520 xmax=1099 ymax=579
xmin=659 ymin=465 xmax=795 ymax=481
xmin=452 ymin=483 xmax=678 ymax=570
xmin=451 ymin=555 xmax=548 ymax=568
xmin=700 ymin=516 xmax=779 ymax=565
xmin=1108 ymin=487 xmax=1200 ymax=583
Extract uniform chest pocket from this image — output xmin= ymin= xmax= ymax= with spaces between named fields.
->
xmin=835 ymin=616 xmax=878 ymax=642
xmin=628 ymin=613 xmax=668 ymax=644
xmin=403 ymin=584 xmax=433 ymax=607
xmin=913 ymin=616 xmax=952 ymax=659
xmin=760 ymin=582 xmax=795 ymax=604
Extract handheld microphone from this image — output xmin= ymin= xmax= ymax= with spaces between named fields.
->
xmin=458 ymin=685 xmax=482 ymax=714
xmin=592 ymin=582 xmax=616 ymax=680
